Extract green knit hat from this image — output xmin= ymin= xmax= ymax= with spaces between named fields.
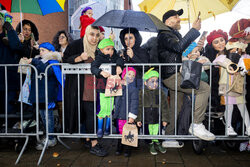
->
xmin=98 ymin=38 xmax=114 ymax=49
xmin=143 ymin=68 xmax=159 ymax=80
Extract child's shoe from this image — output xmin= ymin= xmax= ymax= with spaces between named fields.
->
xmin=35 ymin=138 xmax=57 ymax=150
xmin=115 ymin=139 xmax=123 ymax=155
xmin=149 ymin=143 xmax=157 ymax=155
xmin=155 ymin=142 xmax=166 ymax=153
xmin=227 ymin=126 xmax=237 ymax=136
xmin=104 ymin=117 xmax=111 ymax=136
xmin=124 ymin=145 xmax=131 ymax=157
xmin=245 ymin=126 xmax=250 ymax=136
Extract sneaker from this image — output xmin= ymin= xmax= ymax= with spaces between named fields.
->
xmin=162 ymin=140 xmax=184 ymax=148
xmin=245 ymin=126 xmax=250 ymax=136
xmin=226 ymin=126 xmax=237 ymax=136
xmin=35 ymin=138 xmax=57 ymax=150
xmin=239 ymin=141 xmax=248 ymax=152
xmin=90 ymin=143 xmax=108 ymax=157
xmin=155 ymin=142 xmax=166 ymax=153
xmin=189 ymin=123 xmax=215 ymax=141
xmin=149 ymin=143 xmax=157 ymax=155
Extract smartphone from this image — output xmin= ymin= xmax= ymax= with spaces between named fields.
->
xmin=197 ymin=11 xmax=201 ymax=20
xmin=199 ymin=31 xmax=208 ymax=41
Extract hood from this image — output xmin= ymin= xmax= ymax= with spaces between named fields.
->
xmin=119 ymin=28 xmax=142 ymax=49
xmin=35 ymin=51 xmax=62 ymax=62
xmin=16 ymin=19 xmax=39 ymax=41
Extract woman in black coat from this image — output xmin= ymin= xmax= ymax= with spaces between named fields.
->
xmin=63 ymin=25 xmax=107 ymax=157
xmin=16 ymin=19 xmax=40 ymax=59
xmin=119 ymin=28 xmax=149 ymax=88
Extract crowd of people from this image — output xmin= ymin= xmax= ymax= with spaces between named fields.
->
xmin=1 ymin=3 xmax=250 ymax=156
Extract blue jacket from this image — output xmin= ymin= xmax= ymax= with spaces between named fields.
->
xmin=0 ymin=29 xmax=21 ymax=91
xmin=113 ymin=81 xmax=139 ymax=120
xmin=29 ymin=52 xmax=62 ymax=104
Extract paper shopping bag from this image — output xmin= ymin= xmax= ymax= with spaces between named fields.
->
xmin=105 ymin=75 xmax=122 ymax=97
xmin=121 ymin=123 xmax=138 ymax=147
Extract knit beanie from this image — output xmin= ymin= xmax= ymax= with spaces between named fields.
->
xmin=182 ymin=42 xmax=197 ymax=57
xmin=143 ymin=68 xmax=159 ymax=81
xmin=207 ymin=29 xmax=228 ymax=45
xmin=121 ymin=67 xmax=136 ymax=79
xmin=39 ymin=42 xmax=55 ymax=52
xmin=81 ymin=7 xmax=92 ymax=16
xmin=98 ymin=38 xmax=114 ymax=49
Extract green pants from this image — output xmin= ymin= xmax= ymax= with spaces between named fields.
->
xmin=97 ymin=93 xmax=114 ymax=118
xmin=148 ymin=124 xmax=159 ymax=143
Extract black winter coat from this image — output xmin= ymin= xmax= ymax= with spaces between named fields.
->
xmin=158 ymin=27 xmax=200 ymax=79
xmin=203 ymin=44 xmax=222 ymax=109
xmin=0 ymin=29 xmax=21 ymax=91
xmin=113 ymin=81 xmax=139 ymax=120
xmin=17 ymin=39 xmax=40 ymax=59
xmin=62 ymin=38 xmax=86 ymax=133
xmin=119 ymin=28 xmax=150 ymax=84
xmin=91 ymin=49 xmax=124 ymax=93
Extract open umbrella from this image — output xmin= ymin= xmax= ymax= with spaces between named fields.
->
xmin=0 ymin=0 xmax=65 ymax=15
xmin=139 ymin=0 xmax=239 ymax=23
xmin=92 ymin=10 xmax=168 ymax=32
xmin=71 ymin=0 xmax=107 ymax=31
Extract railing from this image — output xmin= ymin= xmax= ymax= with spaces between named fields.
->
xmin=0 ymin=63 xmax=249 ymax=165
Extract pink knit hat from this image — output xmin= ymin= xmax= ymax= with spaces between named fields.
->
xmin=121 ymin=67 xmax=136 ymax=79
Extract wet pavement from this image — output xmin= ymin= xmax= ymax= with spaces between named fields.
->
xmin=0 ymin=138 xmax=250 ymax=167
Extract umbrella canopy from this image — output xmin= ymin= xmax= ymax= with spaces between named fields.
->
xmin=92 ymin=10 xmax=168 ymax=32
xmin=0 ymin=0 xmax=65 ymax=15
xmin=139 ymin=0 xmax=239 ymax=23
xmin=71 ymin=0 xmax=107 ymax=31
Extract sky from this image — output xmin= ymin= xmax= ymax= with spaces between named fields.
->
xmin=131 ymin=0 xmax=250 ymax=44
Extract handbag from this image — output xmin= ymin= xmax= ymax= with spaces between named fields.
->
xmin=105 ymin=75 xmax=122 ymax=97
xmin=180 ymin=60 xmax=202 ymax=90
xmin=228 ymin=72 xmax=244 ymax=94
xmin=18 ymin=58 xmax=31 ymax=74
xmin=121 ymin=123 xmax=138 ymax=147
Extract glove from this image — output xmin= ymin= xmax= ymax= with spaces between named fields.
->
xmin=3 ymin=21 xmax=13 ymax=31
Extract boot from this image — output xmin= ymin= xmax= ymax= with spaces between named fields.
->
xmin=97 ymin=118 xmax=103 ymax=138
xmin=115 ymin=139 xmax=123 ymax=155
xmin=124 ymin=145 xmax=131 ymax=157
xmin=149 ymin=142 xmax=157 ymax=155
xmin=104 ymin=117 xmax=111 ymax=135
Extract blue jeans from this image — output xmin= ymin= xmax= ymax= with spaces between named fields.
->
xmin=39 ymin=109 xmax=54 ymax=140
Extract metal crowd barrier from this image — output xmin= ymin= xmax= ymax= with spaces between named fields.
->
xmin=0 ymin=64 xmax=42 ymax=165
xmin=1 ymin=63 xmax=249 ymax=165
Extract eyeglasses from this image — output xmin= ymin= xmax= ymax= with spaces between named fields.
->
xmin=59 ymin=36 xmax=66 ymax=39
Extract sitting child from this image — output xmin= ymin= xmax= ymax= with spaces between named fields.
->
xmin=136 ymin=68 xmax=169 ymax=155
xmin=28 ymin=42 xmax=62 ymax=150
xmin=182 ymin=42 xmax=211 ymax=83
xmin=91 ymin=38 xmax=124 ymax=138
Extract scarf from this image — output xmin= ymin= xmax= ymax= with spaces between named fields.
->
xmin=83 ymin=25 xmax=99 ymax=60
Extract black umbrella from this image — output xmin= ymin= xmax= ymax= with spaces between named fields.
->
xmin=92 ymin=10 xmax=168 ymax=32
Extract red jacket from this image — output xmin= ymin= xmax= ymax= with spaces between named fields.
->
xmin=80 ymin=15 xmax=96 ymax=38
